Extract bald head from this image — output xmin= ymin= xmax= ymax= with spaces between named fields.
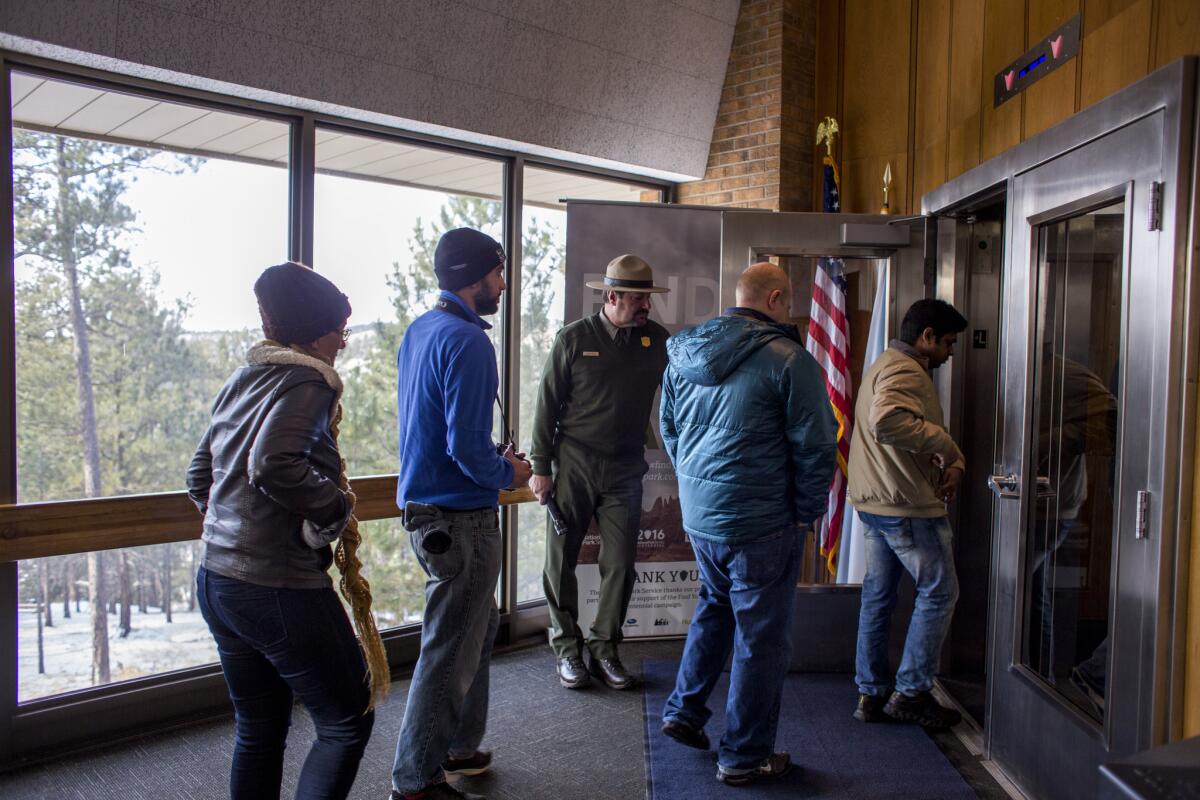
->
xmin=735 ymin=262 xmax=792 ymax=322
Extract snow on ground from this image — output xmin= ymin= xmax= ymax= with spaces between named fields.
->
xmin=17 ymin=602 xmax=218 ymax=701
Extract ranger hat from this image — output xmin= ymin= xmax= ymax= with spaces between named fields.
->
xmin=585 ymin=254 xmax=670 ymax=294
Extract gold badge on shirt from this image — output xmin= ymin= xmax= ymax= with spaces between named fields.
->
xmin=640 ymin=336 xmax=651 ymax=348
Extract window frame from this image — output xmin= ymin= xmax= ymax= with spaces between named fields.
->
xmin=0 ymin=51 xmax=668 ymax=766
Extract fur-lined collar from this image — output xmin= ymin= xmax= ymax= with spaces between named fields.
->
xmin=247 ymin=340 xmax=344 ymax=397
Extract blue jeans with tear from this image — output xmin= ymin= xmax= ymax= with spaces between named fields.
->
xmin=663 ymin=528 xmax=802 ymax=770
xmin=391 ymin=508 xmax=501 ymax=794
xmin=854 ymin=512 xmax=959 ymax=697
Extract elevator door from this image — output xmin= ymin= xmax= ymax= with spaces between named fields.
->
xmin=987 ymin=112 xmax=1165 ymax=799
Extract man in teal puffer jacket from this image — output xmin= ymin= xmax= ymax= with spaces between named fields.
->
xmin=658 ymin=262 xmax=838 ymax=787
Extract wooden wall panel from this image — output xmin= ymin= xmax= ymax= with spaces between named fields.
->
xmin=1023 ymin=0 xmax=1080 ymax=137
xmin=813 ymin=0 xmax=843 ymax=211
xmin=980 ymin=0 xmax=1026 ymax=160
xmin=1155 ymin=0 xmax=1200 ymax=67
xmin=947 ymin=0 xmax=987 ymax=178
xmin=1080 ymin=0 xmax=1153 ymax=110
xmin=912 ymin=0 xmax=953 ymax=208
xmin=841 ymin=0 xmax=912 ymax=212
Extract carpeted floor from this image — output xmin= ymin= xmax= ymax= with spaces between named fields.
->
xmin=0 ymin=639 xmax=1006 ymax=799
xmin=644 ymin=660 xmax=977 ymax=799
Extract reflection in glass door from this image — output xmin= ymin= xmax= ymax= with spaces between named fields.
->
xmin=1020 ymin=201 xmax=1124 ymax=724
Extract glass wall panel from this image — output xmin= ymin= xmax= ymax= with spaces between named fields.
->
xmin=515 ymin=168 xmax=659 ymax=602
xmin=1020 ymin=201 xmax=1123 ymax=724
xmin=18 ymin=543 xmax=215 ymax=701
xmin=10 ymin=72 xmax=291 ymax=700
xmin=312 ymin=129 xmax=505 ymax=623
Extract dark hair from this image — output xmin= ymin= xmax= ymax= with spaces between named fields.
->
xmin=899 ymin=299 xmax=968 ymax=344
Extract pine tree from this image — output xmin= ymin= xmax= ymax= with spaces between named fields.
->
xmin=12 ymin=130 xmax=200 ymax=683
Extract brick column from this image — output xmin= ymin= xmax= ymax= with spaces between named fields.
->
xmin=673 ymin=0 xmax=816 ymax=211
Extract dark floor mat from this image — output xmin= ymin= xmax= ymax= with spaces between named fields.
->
xmin=643 ymin=660 xmax=978 ymax=800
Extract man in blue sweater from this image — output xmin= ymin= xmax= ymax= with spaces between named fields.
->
xmin=659 ymin=262 xmax=837 ymax=787
xmin=391 ymin=228 xmax=532 ymax=800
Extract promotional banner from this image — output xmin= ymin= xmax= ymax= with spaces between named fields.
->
xmin=564 ymin=202 xmax=721 ymax=637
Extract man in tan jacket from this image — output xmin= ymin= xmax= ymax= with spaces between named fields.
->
xmin=847 ymin=298 xmax=968 ymax=730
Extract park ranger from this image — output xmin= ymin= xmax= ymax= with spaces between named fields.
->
xmin=529 ymin=254 xmax=670 ymax=690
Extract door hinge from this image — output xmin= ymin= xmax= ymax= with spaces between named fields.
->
xmin=1135 ymin=490 xmax=1150 ymax=539
xmin=1149 ymin=181 xmax=1163 ymax=231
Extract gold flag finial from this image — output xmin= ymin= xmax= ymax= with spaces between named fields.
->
xmin=880 ymin=161 xmax=893 ymax=215
xmin=816 ymin=116 xmax=839 ymax=159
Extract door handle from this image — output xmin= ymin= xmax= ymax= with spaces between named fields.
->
xmin=988 ymin=473 xmax=1020 ymax=498
xmin=987 ymin=473 xmax=1056 ymax=499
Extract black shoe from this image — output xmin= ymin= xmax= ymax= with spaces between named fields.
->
xmin=391 ymin=781 xmax=485 ymax=799
xmin=442 ymin=749 xmax=492 ymax=777
xmin=590 ymin=655 xmax=638 ymax=690
xmin=557 ymin=655 xmax=590 ymax=689
xmin=661 ymin=718 xmax=710 ymax=750
xmin=883 ymin=690 xmax=962 ymax=729
xmin=716 ymin=752 xmax=795 ymax=786
xmin=853 ymin=693 xmax=888 ymax=723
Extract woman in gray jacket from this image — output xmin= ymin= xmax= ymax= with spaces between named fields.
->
xmin=187 ymin=262 xmax=387 ymax=800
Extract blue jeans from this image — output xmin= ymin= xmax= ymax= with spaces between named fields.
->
xmin=196 ymin=567 xmax=374 ymax=800
xmin=392 ymin=508 xmax=501 ymax=793
xmin=855 ymin=512 xmax=959 ymax=697
xmin=663 ymin=529 xmax=802 ymax=770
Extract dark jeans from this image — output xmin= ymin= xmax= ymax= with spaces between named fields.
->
xmin=663 ymin=529 xmax=802 ymax=770
xmin=197 ymin=567 xmax=374 ymax=800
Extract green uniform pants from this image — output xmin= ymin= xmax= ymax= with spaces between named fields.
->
xmin=542 ymin=440 xmax=647 ymax=660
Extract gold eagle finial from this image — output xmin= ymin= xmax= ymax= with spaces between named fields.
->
xmin=816 ymin=116 xmax=839 ymax=159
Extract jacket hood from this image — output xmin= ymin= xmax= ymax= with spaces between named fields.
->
xmin=667 ymin=314 xmax=798 ymax=386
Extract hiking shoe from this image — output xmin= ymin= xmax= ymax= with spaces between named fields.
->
xmin=661 ymin=718 xmax=710 ymax=750
xmin=853 ymin=692 xmax=888 ymax=723
xmin=442 ymin=749 xmax=492 ymax=777
xmin=589 ymin=655 xmax=638 ymax=690
xmin=391 ymin=780 xmax=485 ymax=799
xmin=883 ymin=690 xmax=962 ymax=729
xmin=716 ymin=752 xmax=794 ymax=786
xmin=557 ymin=655 xmax=590 ymax=689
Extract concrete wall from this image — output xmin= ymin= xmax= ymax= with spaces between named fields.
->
xmin=0 ymin=0 xmax=740 ymax=181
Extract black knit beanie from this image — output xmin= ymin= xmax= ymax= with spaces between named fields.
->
xmin=253 ymin=262 xmax=352 ymax=345
xmin=434 ymin=228 xmax=505 ymax=291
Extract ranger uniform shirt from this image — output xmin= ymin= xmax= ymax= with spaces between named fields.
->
xmin=530 ymin=313 xmax=669 ymax=474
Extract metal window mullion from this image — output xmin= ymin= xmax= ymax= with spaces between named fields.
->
xmin=0 ymin=56 xmax=19 ymax=766
xmin=290 ymin=114 xmax=316 ymax=266
xmin=499 ymin=158 xmax=524 ymax=623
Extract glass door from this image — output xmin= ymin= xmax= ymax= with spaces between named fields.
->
xmin=987 ymin=111 xmax=1166 ymax=800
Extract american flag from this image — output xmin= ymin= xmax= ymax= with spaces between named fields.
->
xmin=806 ymin=153 xmax=852 ymax=575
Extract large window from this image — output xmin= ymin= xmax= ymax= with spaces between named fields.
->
xmin=312 ymin=128 xmax=505 ymax=627
xmin=514 ymin=167 xmax=661 ymax=602
xmin=1 ymin=61 xmax=668 ymax=741
xmin=10 ymin=72 xmax=291 ymax=699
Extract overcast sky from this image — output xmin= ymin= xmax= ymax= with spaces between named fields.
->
xmin=108 ymin=158 xmax=561 ymax=333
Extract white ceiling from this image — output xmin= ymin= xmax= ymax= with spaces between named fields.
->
xmin=10 ymin=73 xmax=653 ymax=209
